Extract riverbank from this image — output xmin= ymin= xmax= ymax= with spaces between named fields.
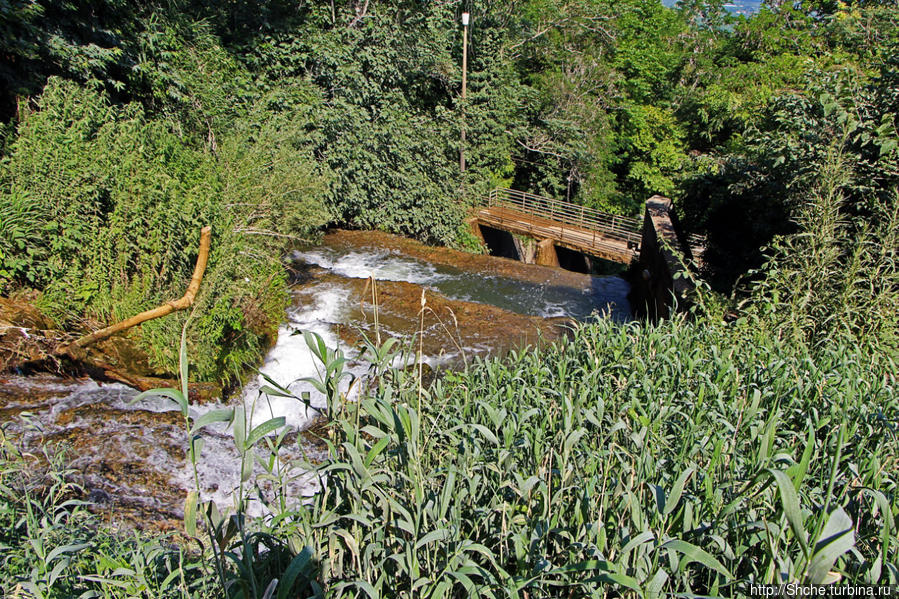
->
xmin=1 ymin=228 xmax=633 ymax=529
xmin=1 ymin=228 xmax=629 ymax=381
xmin=2 ymin=306 xmax=895 ymax=596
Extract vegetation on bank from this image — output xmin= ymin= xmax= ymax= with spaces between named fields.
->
xmin=0 ymin=0 xmax=897 ymax=596
xmin=1 ymin=0 xmax=898 ymax=380
xmin=1 ymin=182 xmax=896 ymax=596
xmin=1 ymin=77 xmax=329 ymax=380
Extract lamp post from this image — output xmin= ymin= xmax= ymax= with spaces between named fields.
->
xmin=460 ymin=11 xmax=469 ymax=174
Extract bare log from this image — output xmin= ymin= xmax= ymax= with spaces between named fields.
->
xmin=95 ymin=361 xmax=222 ymax=403
xmin=57 ymin=226 xmax=212 ymax=358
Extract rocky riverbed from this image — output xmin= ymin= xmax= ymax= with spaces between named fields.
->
xmin=1 ymin=230 xmax=631 ymax=527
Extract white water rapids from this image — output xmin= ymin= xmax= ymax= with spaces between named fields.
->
xmin=2 ymin=243 xmax=631 ymax=520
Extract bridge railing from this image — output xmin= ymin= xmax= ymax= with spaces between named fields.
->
xmin=483 ymin=188 xmax=643 ymax=245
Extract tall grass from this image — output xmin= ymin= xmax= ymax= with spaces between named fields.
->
xmin=265 ymin=180 xmax=897 ymax=595
xmin=129 ymin=303 xmax=895 ymax=597
xmin=5 ymin=305 xmax=895 ymax=597
xmin=286 ymin=315 xmax=896 ymax=597
xmin=3 ymin=160 xmax=897 ymax=596
xmin=739 ymin=156 xmax=899 ymax=352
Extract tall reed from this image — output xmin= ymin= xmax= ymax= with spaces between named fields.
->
xmin=291 ymin=315 xmax=896 ymax=597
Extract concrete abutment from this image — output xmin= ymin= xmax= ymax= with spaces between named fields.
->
xmin=627 ymin=195 xmax=694 ymax=320
xmin=534 ymin=239 xmax=559 ymax=267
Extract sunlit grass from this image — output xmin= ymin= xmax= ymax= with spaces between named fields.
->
xmin=290 ymin=315 xmax=897 ymax=596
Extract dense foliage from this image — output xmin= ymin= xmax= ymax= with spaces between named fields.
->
xmin=0 ymin=2 xmax=897 ymax=593
xmin=2 ymin=0 xmax=898 ymax=374
xmin=676 ymin=2 xmax=899 ymax=287
xmin=0 ymin=75 xmax=329 ymax=379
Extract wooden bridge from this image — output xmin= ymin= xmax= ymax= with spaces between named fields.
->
xmin=475 ymin=188 xmax=643 ymax=264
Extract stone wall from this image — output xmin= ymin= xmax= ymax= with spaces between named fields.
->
xmin=628 ymin=195 xmax=693 ymax=320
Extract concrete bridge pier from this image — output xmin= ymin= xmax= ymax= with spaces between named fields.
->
xmin=535 ymin=238 xmax=559 ymax=267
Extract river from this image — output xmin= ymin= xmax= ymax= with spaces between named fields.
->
xmin=0 ymin=230 xmax=630 ymax=530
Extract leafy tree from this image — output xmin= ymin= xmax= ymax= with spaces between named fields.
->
xmin=3 ymin=0 xmax=898 ymax=376
xmin=681 ymin=61 xmax=899 ymax=289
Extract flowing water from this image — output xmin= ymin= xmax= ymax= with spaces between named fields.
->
xmin=0 ymin=230 xmax=630 ymax=528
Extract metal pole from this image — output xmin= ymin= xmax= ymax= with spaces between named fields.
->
xmin=460 ymin=12 xmax=469 ymax=173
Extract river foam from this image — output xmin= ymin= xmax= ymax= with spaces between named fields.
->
xmin=238 ymin=282 xmax=365 ymax=431
xmin=2 ymin=234 xmax=633 ymax=521
xmin=294 ymin=247 xmax=447 ymax=285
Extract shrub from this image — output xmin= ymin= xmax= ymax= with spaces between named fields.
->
xmin=0 ymin=77 xmax=330 ymax=381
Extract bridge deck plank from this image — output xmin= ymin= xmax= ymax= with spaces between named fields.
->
xmin=476 ymin=207 xmax=638 ymax=264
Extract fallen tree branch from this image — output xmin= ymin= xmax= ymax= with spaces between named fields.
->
xmin=57 ymin=226 xmax=212 ymax=358
xmin=95 ymin=360 xmax=222 ymax=402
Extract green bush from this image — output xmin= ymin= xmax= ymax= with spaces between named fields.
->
xmin=0 ymin=77 xmax=329 ymax=381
